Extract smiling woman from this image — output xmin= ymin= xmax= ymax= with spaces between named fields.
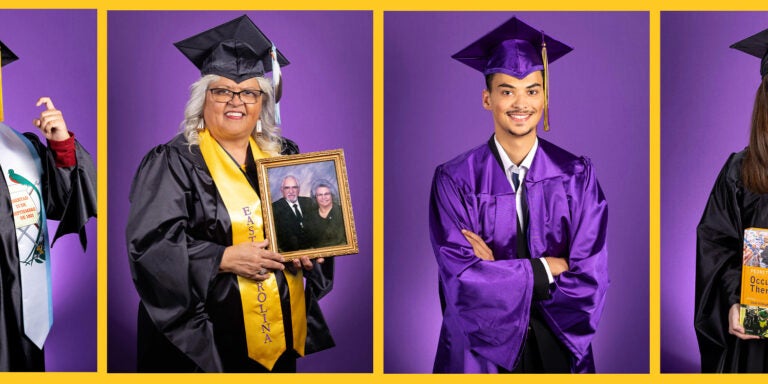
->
xmin=202 ymin=77 xmax=263 ymax=161
xmin=125 ymin=15 xmax=335 ymax=373
xmin=306 ymin=179 xmax=347 ymax=248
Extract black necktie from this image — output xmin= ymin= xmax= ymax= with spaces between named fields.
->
xmin=293 ymin=203 xmax=303 ymax=221
xmin=512 ymin=171 xmax=520 ymax=191
xmin=515 ymin=172 xmax=530 ymax=259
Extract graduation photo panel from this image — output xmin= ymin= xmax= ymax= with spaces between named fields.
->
xmin=661 ymin=11 xmax=768 ymax=374
xmin=107 ymin=11 xmax=372 ymax=373
xmin=0 ymin=9 xmax=96 ymax=372
xmin=384 ymin=11 xmax=649 ymax=373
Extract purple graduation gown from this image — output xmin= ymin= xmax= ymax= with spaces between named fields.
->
xmin=429 ymin=137 xmax=609 ymax=373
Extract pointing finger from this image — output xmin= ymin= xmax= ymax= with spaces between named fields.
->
xmin=35 ymin=97 xmax=55 ymax=110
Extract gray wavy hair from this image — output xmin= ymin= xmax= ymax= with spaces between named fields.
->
xmin=181 ymin=74 xmax=282 ymax=155
xmin=311 ymin=179 xmax=340 ymax=205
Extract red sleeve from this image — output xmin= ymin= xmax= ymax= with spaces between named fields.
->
xmin=47 ymin=131 xmax=76 ymax=167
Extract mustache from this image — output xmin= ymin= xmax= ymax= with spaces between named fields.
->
xmin=506 ymin=108 xmax=536 ymax=114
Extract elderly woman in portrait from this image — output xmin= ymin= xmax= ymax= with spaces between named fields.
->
xmin=126 ymin=16 xmax=334 ymax=373
xmin=305 ymin=179 xmax=347 ymax=247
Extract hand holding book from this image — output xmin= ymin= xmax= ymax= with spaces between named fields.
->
xmin=730 ymin=303 xmax=761 ymax=340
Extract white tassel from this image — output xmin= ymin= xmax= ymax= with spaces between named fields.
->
xmin=271 ymin=44 xmax=282 ymax=126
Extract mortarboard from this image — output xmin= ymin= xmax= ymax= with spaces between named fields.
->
xmin=452 ymin=17 xmax=573 ymax=131
xmin=730 ymin=27 xmax=768 ymax=78
xmin=0 ymin=40 xmax=18 ymax=68
xmin=174 ymin=15 xmax=288 ymax=82
xmin=175 ymin=15 xmax=289 ymax=122
xmin=0 ymin=40 xmax=18 ymax=122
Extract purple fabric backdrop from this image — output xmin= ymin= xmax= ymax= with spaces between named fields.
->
xmin=660 ymin=12 xmax=768 ymax=373
xmin=384 ymin=12 xmax=648 ymax=373
xmin=107 ymin=11 xmax=372 ymax=372
xmin=0 ymin=9 xmax=96 ymax=372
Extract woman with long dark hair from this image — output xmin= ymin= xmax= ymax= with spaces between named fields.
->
xmin=696 ymin=28 xmax=768 ymax=373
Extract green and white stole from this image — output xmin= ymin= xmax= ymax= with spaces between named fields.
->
xmin=198 ymin=129 xmax=306 ymax=370
xmin=0 ymin=122 xmax=52 ymax=349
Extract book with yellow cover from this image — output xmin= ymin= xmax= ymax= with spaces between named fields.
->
xmin=740 ymin=228 xmax=768 ymax=337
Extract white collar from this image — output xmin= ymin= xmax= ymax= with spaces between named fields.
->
xmin=493 ymin=135 xmax=538 ymax=174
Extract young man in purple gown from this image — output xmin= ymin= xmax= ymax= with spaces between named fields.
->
xmin=429 ymin=16 xmax=609 ymax=373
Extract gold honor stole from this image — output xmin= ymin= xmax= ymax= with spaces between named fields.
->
xmin=198 ymin=129 xmax=306 ymax=370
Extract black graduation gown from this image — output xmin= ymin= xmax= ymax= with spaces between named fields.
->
xmin=695 ymin=150 xmax=768 ymax=372
xmin=0 ymin=133 xmax=96 ymax=371
xmin=126 ymin=134 xmax=334 ymax=373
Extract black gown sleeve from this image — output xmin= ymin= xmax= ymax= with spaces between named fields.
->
xmin=126 ymin=145 xmax=225 ymax=372
xmin=280 ymin=137 xmax=300 ymax=155
xmin=303 ymin=256 xmax=335 ymax=354
xmin=695 ymin=153 xmax=743 ymax=372
xmin=23 ymin=133 xmax=96 ymax=249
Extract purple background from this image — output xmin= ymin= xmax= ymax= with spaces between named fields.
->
xmin=660 ymin=12 xmax=768 ymax=373
xmin=0 ymin=10 xmax=96 ymax=372
xmin=384 ymin=12 xmax=648 ymax=373
xmin=107 ymin=11 xmax=372 ymax=372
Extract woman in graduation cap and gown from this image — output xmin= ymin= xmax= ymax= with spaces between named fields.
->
xmin=430 ymin=17 xmax=609 ymax=374
xmin=695 ymin=28 xmax=768 ymax=373
xmin=126 ymin=16 xmax=334 ymax=373
xmin=0 ymin=41 xmax=96 ymax=371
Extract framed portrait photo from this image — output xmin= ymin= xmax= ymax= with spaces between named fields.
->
xmin=257 ymin=149 xmax=358 ymax=260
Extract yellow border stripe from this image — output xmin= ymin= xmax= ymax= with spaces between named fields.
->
xmin=97 ymin=6 xmax=107 ymax=376
xmin=374 ymin=8 xmax=384 ymax=376
xmin=649 ymin=8 xmax=660 ymax=377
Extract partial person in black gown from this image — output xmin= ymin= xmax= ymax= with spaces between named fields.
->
xmin=696 ymin=27 xmax=768 ymax=373
xmin=0 ymin=41 xmax=96 ymax=372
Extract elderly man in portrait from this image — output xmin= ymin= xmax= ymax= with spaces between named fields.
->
xmin=272 ymin=175 xmax=313 ymax=252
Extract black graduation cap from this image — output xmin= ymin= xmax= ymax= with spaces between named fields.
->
xmin=0 ymin=39 xmax=18 ymax=67
xmin=174 ymin=15 xmax=289 ymax=83
xmin=0 ymin=40 xmax=17 ymax=122
xmin=731 ymin=27 xmax=768 ymax=77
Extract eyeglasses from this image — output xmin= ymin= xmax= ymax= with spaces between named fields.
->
xmin=208 ymin=88 xmax=265 ymax=104
xmin=316 ymin=192 xmax=332 ymax=197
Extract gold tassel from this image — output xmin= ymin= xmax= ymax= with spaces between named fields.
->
xmin=541 ymin=36 xmax=549 ymax=132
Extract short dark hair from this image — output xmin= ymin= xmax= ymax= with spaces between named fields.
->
xmin=485 ymin=74 xmax=495 ymax=90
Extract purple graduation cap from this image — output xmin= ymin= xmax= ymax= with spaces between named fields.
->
xmin=174 ymin=15 xmax=289 ymax=123
xmin=452 ymin=16 xmax=573 ymax=131
xmin=731 ymin=27 xmax=768 ymax=77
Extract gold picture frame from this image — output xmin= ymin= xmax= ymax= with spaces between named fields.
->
xmin=257 ymin=149 xmax=358 ymax=260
